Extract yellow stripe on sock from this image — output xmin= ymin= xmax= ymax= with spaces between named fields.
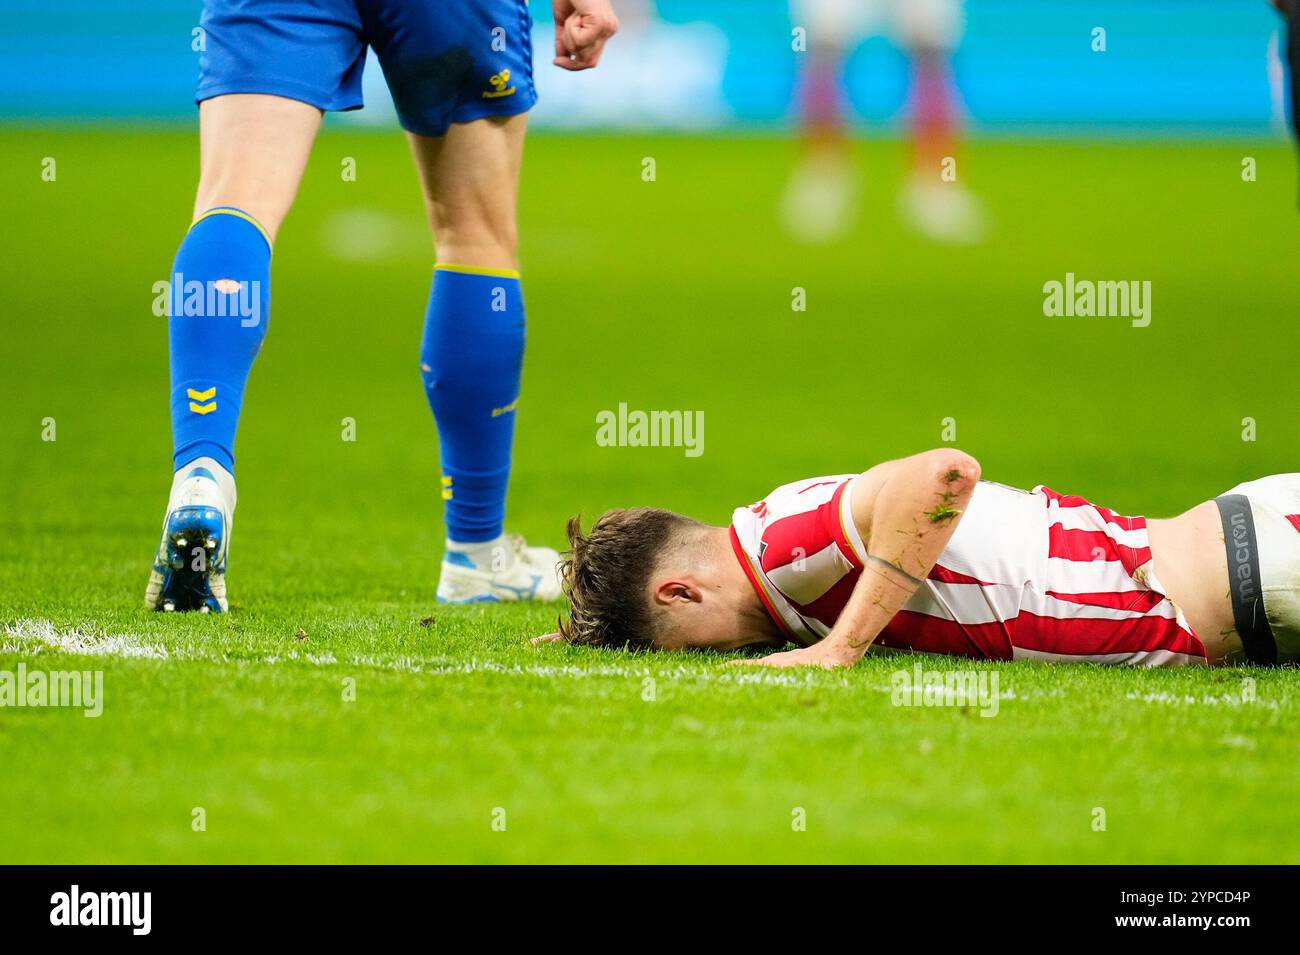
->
xmin=191 ymin=208 xmax=273 ymax=250
xmin=435 ymin=262 xmax=521 ymax=280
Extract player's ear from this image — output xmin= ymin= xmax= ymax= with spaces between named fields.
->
xmin=653 ymin=578 xmax=702 ymax=607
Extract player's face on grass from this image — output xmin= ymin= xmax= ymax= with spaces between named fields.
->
xmin=649 ymin=575 xmax=784 ymax=653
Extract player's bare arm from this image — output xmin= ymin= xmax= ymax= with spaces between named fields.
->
xmin=553 ymin=0 xmax=620 ymax=70
xmin=732 ymin=449 xmax=981 ymax=669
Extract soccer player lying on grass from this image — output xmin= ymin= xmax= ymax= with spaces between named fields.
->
xmin=546 ymin=450 xmax=1300 ymax=668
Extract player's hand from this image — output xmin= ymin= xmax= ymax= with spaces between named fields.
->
xmin=530 ymin=631 xmax=565 ymax=646
xmin=727 ymin=642 xmax=856 ymax=670
xmin=553 ymin=0 xmax=619 ymax=71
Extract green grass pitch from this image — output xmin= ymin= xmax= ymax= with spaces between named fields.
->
xmin=1 ymin=127 xmax=1297 ymax=863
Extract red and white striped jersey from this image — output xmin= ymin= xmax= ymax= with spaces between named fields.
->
xmin=729 ymin=475 xmax=1207 ymax=667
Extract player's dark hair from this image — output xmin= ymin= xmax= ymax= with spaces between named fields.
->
xmin=558 ymin=508 xmax=702 ymax=650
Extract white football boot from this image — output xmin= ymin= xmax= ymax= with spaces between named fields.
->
xmin=898 ymin=175 xmax=989 ymax=245
xmin=144 ymin=457 xmax=236 ymax=613
xmin=436 ymin=532 xmax=563 ymax=604
xmin=778 ymin=150 xmax=861 ymax=245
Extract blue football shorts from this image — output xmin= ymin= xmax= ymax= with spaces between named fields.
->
xmin=196 ymin=0 xmax=537 ymax=137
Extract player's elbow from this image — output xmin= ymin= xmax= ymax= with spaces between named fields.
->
xmin=924 ymin=449 xmax=981 ymax=495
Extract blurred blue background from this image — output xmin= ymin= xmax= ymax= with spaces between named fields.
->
xmin=0 ymin=0 xmax=1289 ymax=134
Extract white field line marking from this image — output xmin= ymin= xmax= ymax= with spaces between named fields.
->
xmin=1122 ymin=690 xmax=1286 ymax=709
xmin=1 ymin=618 xmax=869 ymax=689
xmin=2 ymin=618 xmax=172 ymax=659
xmin=4 ymin=619 xmax=1285 ymax=706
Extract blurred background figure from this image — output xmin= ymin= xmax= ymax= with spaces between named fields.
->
xmin=1272 ymin=0 xmax=1299 ymax=201
xmin=1275 ymin=1 xmax=1298 ymax=134
xmin=781 ymin=0 xmax=986 ymax=245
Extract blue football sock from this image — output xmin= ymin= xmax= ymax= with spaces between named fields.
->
xmin=168 ymin=208 xmax=272 ymax=474
xmin=419 ymin=264 xmax=525 ymax=544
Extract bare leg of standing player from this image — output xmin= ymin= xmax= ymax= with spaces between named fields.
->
xmin=398 ymin=4 xmax=620 ymax=604
xmin=406 ymin=114 xmax=571 ymax=602
xmin=145 ymin=93 xmax=320 ymax=612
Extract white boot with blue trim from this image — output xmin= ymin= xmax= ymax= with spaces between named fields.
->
xmin=436 ymin=532 xmax=562 ymax=604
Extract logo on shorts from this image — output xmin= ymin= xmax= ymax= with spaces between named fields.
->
xmin=483 ymin=70 xmax=516 ymax=99
xmin=1229 ymin=512 xmax=1257 ymax=602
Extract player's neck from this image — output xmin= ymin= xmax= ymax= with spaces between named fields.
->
xmin=704 ymin=525 xmax=785 ymax=647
